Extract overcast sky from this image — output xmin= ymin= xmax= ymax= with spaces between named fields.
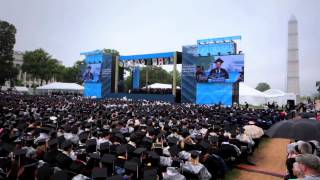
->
xmin=0 ymin=0 xmax=319 ymax=95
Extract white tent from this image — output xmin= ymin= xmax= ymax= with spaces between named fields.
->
xmin=14 ymin=86 xmax=29 ymax=92
xmin=36 ymin=82 xmax=83 ymax=94
xmin=239 ymin=83 xmax=267 ymax=106
xmin=264 ymin=89 xmax=296 ymax=106
xmin=142 ymin=83 xmax=180 ymax=89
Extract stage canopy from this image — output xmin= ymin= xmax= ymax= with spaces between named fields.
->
xmin=264 ymin=89 xmax=296 ymax=106
xmin=37 ymin=82 xmax=84 ymax=92
xmin=142 ymin=83 xmax=181 ymax=89
xmin=239 ymin=83 xmax=267 ymax=106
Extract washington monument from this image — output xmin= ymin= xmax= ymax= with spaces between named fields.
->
xmin=286 ymin=15 xmax=300 ymax=97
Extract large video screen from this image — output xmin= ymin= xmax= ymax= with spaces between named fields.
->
xmin=82 ymin=63 xmax=102 ymax=82
xmin=196 ymin=54 xmax=244 ymax=83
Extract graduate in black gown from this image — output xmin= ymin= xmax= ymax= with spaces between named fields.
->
xmin=209 ymin=58 xmax=229 ymax=79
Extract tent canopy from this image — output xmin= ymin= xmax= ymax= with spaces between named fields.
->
xmin=37 ymin=82 xmax=84 ymax=91
xmin=142 ymin=83 xmax=180 ymax=89
xmin=264 ymin=89 xmax=286 ymax=97
xmin=14 ymin=86 xmax=29 ymax=92
xmin=239 ymin=83 xmax=267 ymax=106
xmin=239 ymin=85 xmax=296 ymax=106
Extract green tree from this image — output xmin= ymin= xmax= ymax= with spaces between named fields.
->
xmin=103 ymin=49 xmax=120 ymax=56
xmin=22 ymin=49 xmax=63 ymax=85
xmin=22 ymin=49 xmax=52 ymax=85
xmin=0 ymin=20 xmax=18 ymax=89
xmin=317 ymin=81 xmax=320 ymax=94
xmin=140 ymin=66 xmax=172 ymax=87
xmin=169 ymin=69 xmax=181 ymax=87
xmin=255 ymin=82 xmax=271 ymax=92
xmin=57 ymin=60 xmax=83 ymax=83
xmin=43 ymin=58 xmax=61 ymax=84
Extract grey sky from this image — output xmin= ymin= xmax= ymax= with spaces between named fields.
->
xmin=0 ymin=0 xmax=319 ymax=95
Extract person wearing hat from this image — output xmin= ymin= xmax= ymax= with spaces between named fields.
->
xmin=208 ymin=58 xmax=229 ymax=79
xmin=83 ymin=65 xmax=94 ymax=81
xmin=182 ymin=151 xmax=212 ymax=180
xmin=293 ymin=154 xmax=320 ymax=179
xmin=163 ymin=167 xmax=186 ymax=180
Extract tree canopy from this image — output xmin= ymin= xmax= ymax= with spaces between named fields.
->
xmin=0 ymin=20 xmax=18 ymax=88
xmin=255 ymin=82 xmax=271 ymax=92
xmin=124 ymin=66 xmax=181 ymax=91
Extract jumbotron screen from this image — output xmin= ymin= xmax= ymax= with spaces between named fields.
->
xmin=82 ymin=63 xmax=102 ymax=82
xmin=195 ymin=54 xmax=244 ymax=83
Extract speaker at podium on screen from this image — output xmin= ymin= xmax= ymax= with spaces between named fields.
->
xmin=208 ymin=58 xmax=229 ymax=80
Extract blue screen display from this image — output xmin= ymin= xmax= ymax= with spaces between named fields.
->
xmin=82 ymin=63 xmax=102 ymax=82
xmin=196 ymin=55 xmax=244 ymax=83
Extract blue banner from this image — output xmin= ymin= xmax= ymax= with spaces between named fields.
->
xmin=196 ymin=83 xmax=233 ymax=106
xmin=132 ymin=67 xmax=140 ymax=89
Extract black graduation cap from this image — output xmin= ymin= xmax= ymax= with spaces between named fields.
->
xmin=167 ymin=137 xmax=179 ymax=146
xmin=79 ymin=132 xmax=88 ymax=142
xmin=190 ymin=150 xmax=200 ymax=158
xmin=214 ymin=58 xmax=224 ymax=64
xmin=143 ymin=168 xmax=158 ymax=180
xmin=143 ymin=137 xmax=153 ymax=144
xmin=22 ymin=135 xmax=34 ymax=142
xmin=55 ymin=153 xmax=72 ymax=166
xmin=156 ymin=131 xmax=165 ymax=139
xmin=14 ymin=148 xmax=27 ymax=156
xmin=52 ymin=170 xmax=69 ymax=180
xmin=124 ymin=161 xmax=139 ymax=172
xmin=134 ymin=147 xmax=146 ymax=155
xmin=209 ymin=136 xmax=219 ymax=143
xmin=37 ymin=163 xmax=54 ymax=180
xmin=99 ymin=142 xmax=110 ymax=152
xmin=200 ymin=141 xmax=210 ymax=150
xmin=92 ymin=167 xmax=108 ymax=179
xmin=101 ymin=154 xmax=116 ymax=164
xmin=168 ymin=145 xmax=179 ymax=157
xmin=114 ymin=133 xmax=124 ymax=141
xmin=0 ymin=143 xmax=14 ymax=155
xmin=61 ymin=140 xmax=72 ymax=149
xmin=69 ymin=161 xmax=85 ymax=174
xmin=89 ymin=152 xmax=101 ymax=160
xmin=48 ymin=138 xmax=58 ymax=147
xmin=116 ymin=144 xmax=127 ymax=155
xmin=148 ymin=151 xmax=160 ymax=160
xmin=36 ymin=138 xmax=47 ymax=146
xmin=86 ymin=139 xmax=97 ymax=153
xmin=107 ymin=175 xmax=123 ymax=180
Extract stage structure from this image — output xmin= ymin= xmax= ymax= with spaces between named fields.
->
xmin=81 ymin=36 xmax=244 ymax=105
xmin=81 ymin=50 xmax=115 ymax=98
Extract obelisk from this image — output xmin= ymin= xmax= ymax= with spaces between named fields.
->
xmin=286 ymin=15 xmax=300 ymax=98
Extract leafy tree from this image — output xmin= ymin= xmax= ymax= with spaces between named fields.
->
xmin=103 ymin=49 xmax=120 ymax=56
xmin=124 ymin=66 xmax=179 ymax=91
xmin=140 ymin=66 xmax=172 ymax=87
xmin=317 ymin=81 xmax=320 ymax=94
xmin=0 ymin=20 xmax=18 ymax=89
xmin=56 ymin=60 xmax=83 ymax=83
xmin=255 ymin=82 xmax=271 ymax=92
xmin=43 ymin=58 xmax=60 ymax=84
xmin=22 ymin=49 xmax=52 ymax=85
xmin=170 ymin=69 xmax=181 ymax=87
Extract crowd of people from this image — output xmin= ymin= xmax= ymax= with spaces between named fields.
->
xmin=285 ymin=141 xmax=320 ymax=180
xmin=0 ymin=93 xmax=311 ymax=180
xmin=130 ymin=88 xmax=175 ymax=95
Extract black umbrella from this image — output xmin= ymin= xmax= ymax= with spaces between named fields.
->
xmin=266 ymin=119 xmax=320 ymax=141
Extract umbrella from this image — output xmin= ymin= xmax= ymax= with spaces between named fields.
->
xmin=266 ymin=119 xmax=320 ymax=141
xmin=243 ymin=125 xmax=264 ymax=139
